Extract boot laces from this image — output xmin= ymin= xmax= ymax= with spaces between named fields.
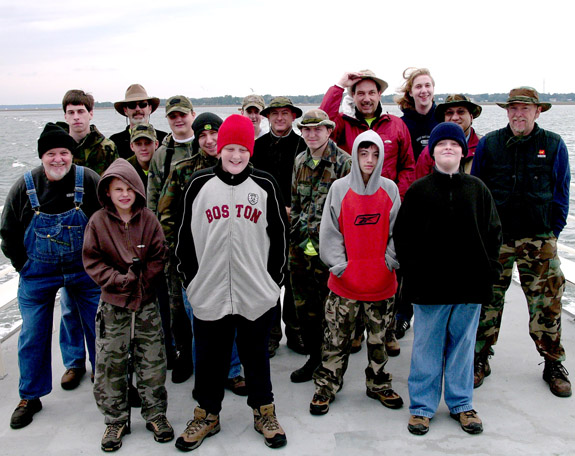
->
xmin=259 ymin=413 xmax=280 ymax=431
xmin=104 ymin=422 xmax=125 ymax=438
xmin=184 ymin=417 xmax=209 ymax=436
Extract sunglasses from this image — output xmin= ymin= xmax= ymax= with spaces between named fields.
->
xmin=126 ymin=101 xmax=149 ymax=109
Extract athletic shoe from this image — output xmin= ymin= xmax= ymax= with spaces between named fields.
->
xmin=366 ymin=388 xmax=404 ymax=409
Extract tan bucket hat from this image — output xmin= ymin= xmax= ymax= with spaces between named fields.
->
xmin=348 ymin=69 xmax=388 ymax=95
xmin=114 ymin=84 xmax=160 ymax=116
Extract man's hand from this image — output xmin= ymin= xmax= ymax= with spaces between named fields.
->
xmin=337 ymin=72 xmax=364 ymax=89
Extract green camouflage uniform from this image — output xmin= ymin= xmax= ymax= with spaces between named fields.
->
xmin=147 ymin=134 xmax=194 ymax=214
xmin=94 ymin=300 xmax=167 ymax=424
xmin=313 ymin=292 xmax=395 ymax=399
xmin=157 ymin=151 xmax=219 ymax=326
xmin=56 ymin=122 xmax=118 ymax=176
xmin=290 ymin=140 xmax=351 ymax=358
xmin=475 ymin=235 xmax=566 ymax=361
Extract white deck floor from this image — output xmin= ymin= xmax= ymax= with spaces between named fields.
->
xmin=1 ymin=281 xmax=574 ymax=456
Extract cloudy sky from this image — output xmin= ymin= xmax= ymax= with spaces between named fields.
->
xmin=0 ymin=0 xmax=571 ymax=105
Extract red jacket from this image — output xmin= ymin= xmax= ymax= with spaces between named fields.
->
xmin=320 ymin=85 xmax=415 ymax=199
xmin=415 ymin=127 xmax=481 ymax=180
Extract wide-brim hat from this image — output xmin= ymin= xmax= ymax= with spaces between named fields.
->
xmin=496 ymin=86 xmax=551 ymax=112
xmin=296 ymin=108 xmax=335 ymax=129
xmin=347 ymin=69 xmax=388 ymax=95
xmin=435 ymin=94 xmax=482 ymax=121
xmin=260 ymin=96 xmax=303 ymax=118
xmin=114 ymin=84 xmax=160 ymax=116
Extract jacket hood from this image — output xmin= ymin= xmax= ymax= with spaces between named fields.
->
xmin=97 ymin=158 xmax=146 ymax=213
xmin=349 ymin=130 xmax=385 ymax=195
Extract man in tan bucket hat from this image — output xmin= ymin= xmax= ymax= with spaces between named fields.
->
xmin=471 ymin=86 xmax=571 ymax=398
xmin=110 ymin=84 xmax=167 ymax=159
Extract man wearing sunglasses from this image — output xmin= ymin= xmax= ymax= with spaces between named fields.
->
xmin=111 ymin=84 xmax=168 ymax=159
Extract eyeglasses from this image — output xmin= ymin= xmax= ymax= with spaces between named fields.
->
xmin=126 ymin=101 xmax=149 ymax=109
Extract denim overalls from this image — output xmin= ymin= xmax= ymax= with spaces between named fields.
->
xmin=17 ymin=166 xmax=100 ymax=399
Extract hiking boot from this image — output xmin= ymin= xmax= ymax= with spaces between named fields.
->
xmin=309 ymin=393 xmax=332 ymax=416
xmin=385 ymin=331 xmax=400 ymax=357
xmin=395 ymin=319 xmax=411 ymax=340
xmin=172 ymin=353 xmax=194 ymax=384
xmin=366 ymin=388 xmax=404 ymax=409
xmin=146 ymin=414 xmax=174 ymax=443
xmin=175 ymin=407 xmax=220 ymax=452
xmin=450 ymin=409 xmax=483 ymax=434
xmin=473 ymin=354 xmax=491 ymax=388
xmin=350 ymin=333 xmax=364 ymax=354
xmin=253 ymin=404 xmax=287 ymax=448
xmin=543 ymin=360 xmax=572 ymax=397
xmin=407 ymin=415 xmax=429 ymax=435
xmin=61 ymin=366 xmax=86 ymax=390
xmin=101 ymin=421 xmax=129 ymax=452
xmin=226 ymin=375 xmax=248 ymax=396
xmin=286 ymin=333 xmax=307 ymax=355
xmin=268 ymin=338 xmax=280 ymax=358
xmin=290 ymin=358 xmax=320 ymax=383
xmin=10 ymin=399 xmax=42 ymax=429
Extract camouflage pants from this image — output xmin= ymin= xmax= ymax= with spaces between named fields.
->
xmin=475 ymin=236 xmax=566 ymax=361
xmin=94 ymin=300 xmax=168 ymax=424
xmin=313 ymin=291 xmax=395 ymax=399
xmin=290 ymin=247 xmax=330 ymax=358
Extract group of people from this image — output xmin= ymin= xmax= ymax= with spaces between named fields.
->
xmin=1 ymin=67 xmax=571 ymax=452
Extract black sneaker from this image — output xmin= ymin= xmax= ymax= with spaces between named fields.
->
xmin=543 ymin=360 xmax=572 ymax=397
xmin=146 ymin=414 xmax=174 ymax=443
xmin=395 ymin=319 xmax=411 ymax=340
xmin=10 ymin=399 xmax=42 ymax=429
xmin=101 ymin=421 xmax=129 ymax=452
xmin=290 ymin=358 xmax=319 ymax=383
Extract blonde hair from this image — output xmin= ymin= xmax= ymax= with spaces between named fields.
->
xmin=394 ymin=67 xmax=435 ymax=111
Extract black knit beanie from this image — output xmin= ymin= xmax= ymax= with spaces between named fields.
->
xmin=192 ymin=112 xmax=223 ymax=136
xmin=38 ymin=122 xmax=77 ymax=158
xmin=429 ymin=122 xmax=468 ymax=158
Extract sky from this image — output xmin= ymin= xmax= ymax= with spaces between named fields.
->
xmin=0 ymin=0 xmax=572 ymax=105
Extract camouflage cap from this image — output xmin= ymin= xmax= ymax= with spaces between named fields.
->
xmin=348 ymin=69 xmax=389 ymax=95
xmin=435 ymin=94 xmax=482 ymax=121
xmin=239 ymin=94 xmax=265 ymax=112
xmin=130 ymin=123 xmax=157 ymax=142
xmin=496 ymin=87 xmax=551 ymax=112
xmin=165 ymin=95 xmax=194 ymax=116
xmin=260 ymin=96 xmax=303 ymax=118
xmin=296 ymin=109 xmax=335 ymax=129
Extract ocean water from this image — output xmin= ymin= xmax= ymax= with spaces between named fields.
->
xmin=1 ymin=105 xmax=575 ymax=337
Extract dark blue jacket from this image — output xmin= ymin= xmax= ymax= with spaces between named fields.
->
xmin=471 ymin=123 xmax=570 ymax=239
xmin=400 ymin=103 xmax=439 ymax=163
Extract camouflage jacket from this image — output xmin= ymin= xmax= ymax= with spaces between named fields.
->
xmin=291 ymin=139 xmax=352 ymax=250
xmin=56 ymin=122 xmax=118 ymax=176
xmin=147 ymin=133 xmax=194 ymax=214
xmin=158 ymin=150 xmax=218 ymax=248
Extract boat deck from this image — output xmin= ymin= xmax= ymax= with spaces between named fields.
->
xmin=1 ymin=281 xmax=574 ymax=456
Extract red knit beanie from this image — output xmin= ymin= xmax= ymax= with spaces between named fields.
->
xmin=217 ymin=114 xmax=255 ymax=156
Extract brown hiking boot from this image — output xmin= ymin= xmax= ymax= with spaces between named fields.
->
xmin=175 ymin=407 xmax=220 ymax=452
xmin=366 ymin=388 xmax=404 ymax=409
xmin=473 ymin=354 xmax=491 ymax=388
xmin=146 ymin=414 xmax=174 ymax=443
xmin=407 ymin=415 xmax=430 ymax=435
xmin=61 ymin=367 xmax=86 ymax=390
xmin=10 ymin=399 xmax=42 ymax=429
xmin=101 ymin=421 xmax=130 ymax=452
xmin=543 ymin=360 xmax=572 ymax=397
xmin=385 ymin=331 xmax=400 ymax=357
xmin=450 ymin=409 xmax=483 ymax=434
xmin=253 ymin=404 xmax=287 ymax=448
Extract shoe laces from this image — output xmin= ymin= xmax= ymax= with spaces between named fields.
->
xmin=150 ymin=415 xmax=170 ymax=430
xmin=258 ymin=413 xmax=280 ymax=431
xmin=545 ymin=361 xmax=570 ymax=380
xmin=312 ymin=393 xmax=329 ymax=403
xmin=380 ymin=389 xmax=396 ymax=398
xmin=17 ymin=399 xmax=30 ymax=408
xmin=183 ymin=417 xmax=210 ymax=436
xmin=104 ymin=422 xmax=125 ymax=438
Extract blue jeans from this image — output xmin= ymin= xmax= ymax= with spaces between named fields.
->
xmin=182 ymin=288 xmax=241 ymax=378
xmin=408 ymin=303 xmax=481 ymax=418
xmin=60 ymin=288 xmax=90 ymax=370
xmin=18 ymin=261 xmax=100 ymax=399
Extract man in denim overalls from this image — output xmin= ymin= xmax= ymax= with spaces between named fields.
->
xmin=1 ymin=123 xmax=102 ymax=429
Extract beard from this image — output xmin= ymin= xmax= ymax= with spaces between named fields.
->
xmin=44 ymin=162 xmax=72 ymax=181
